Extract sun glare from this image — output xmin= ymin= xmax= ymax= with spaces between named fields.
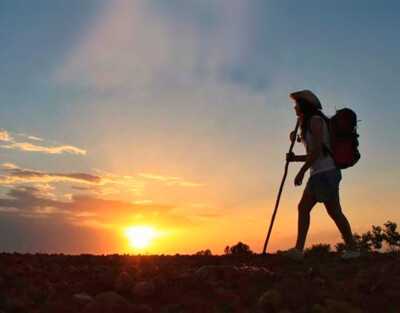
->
xmin=125 ymin=226 xmax=155 ymax=249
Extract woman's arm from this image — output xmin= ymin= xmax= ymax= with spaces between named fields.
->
xmin=293 ymin=117 xmax=323 ymax=186
xmin=286 ymin=153 xmax=308 ymax=162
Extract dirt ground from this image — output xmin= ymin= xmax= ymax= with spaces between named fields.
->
xmin=0 ymin=252 xmax=399 ymax=313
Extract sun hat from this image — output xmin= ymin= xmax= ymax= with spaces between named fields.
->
xmin=290 ymin=90 xmax=322 ymax=110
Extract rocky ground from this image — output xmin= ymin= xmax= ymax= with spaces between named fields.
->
xmin=0 ymin=252 xmax=399 ymax=313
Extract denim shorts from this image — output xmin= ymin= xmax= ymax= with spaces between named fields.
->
xmin=304 ymin=168 xmax=342 ymax=203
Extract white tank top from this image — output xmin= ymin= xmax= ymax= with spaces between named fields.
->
xmin=304 ymin=116 xmax=336 ymax=175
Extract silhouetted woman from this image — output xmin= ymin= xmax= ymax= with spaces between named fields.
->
xmin=282 ymin=90 xmax=359 ymax=260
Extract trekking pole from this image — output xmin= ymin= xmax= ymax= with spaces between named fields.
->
xmin=262 ymin=118 xmax=300 ymax=255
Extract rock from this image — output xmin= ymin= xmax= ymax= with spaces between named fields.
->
xmin=72 ymin=294 xmax=94 ymax=309
xmin=131 ymin=281 xmax=155 ymax=298
xmin=0 ymin=276 xmax=6 ymax=288
xmin=135 ymin=304 xmax=154 ymax=313
xmin=2 ymin=296 xmax=28 ymax=312
xmin=159 ymin=303 xmax=181 ymax=313
xmin=349 ymin=309 xmax=365 ymax=313
xmin=324 ymin=298 xmax=355 ymax=313
xmin=69 ymin=265 xmax=77 ymax=272
xmin=41 ymin=300 xmax=80 ymax=313
xmin=311 ymin=304 xmax=328 ymax=313
xmin=213 ymin=288 xmax=236 ymax=300
xmin=115 ymin=272 xmax=134 ymax=294
xmin=152 ymin=275 xmax=167 ymax=293
xmin=358 ymin=294 xmax=388 ymax=313
xmin=235 ymin=274 xmax=251 ymax=291
xmin=83 ymin=291 xmax=132 ymax=313
xmin=23 ymin=263 xmax=34 ymax=274
xmin=179 ymin=294 xmax=212 ymax=312
xmin=257 ymin=289 xmax=284 ymax=311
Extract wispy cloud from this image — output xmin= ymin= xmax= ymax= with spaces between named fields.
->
xmin=18 ymin=133 xmax=43 ymax=141
xmin=32 ymin=183 xmax=57 ymax=200
xmin=2 ymin=163 xmax=19 ymax=170
xmin=71 ymin=185 xmax=120 ymax=196
xmin=0 ymin=186 xmax=185 ymax=230
xmin=0 ymin=163 xmax=101 ymax=185
xmin=189 ymin=213 xmax=224 ymax=221
xmin=138 ymin=172 xmax=202 ymax=187
xmin=134 ymin=200 xmax=153 ymax=204
xmin=0 ymin=129 xmax=12 ymax=142
xmin=0 ymin=164 xmax=148 ymax=197
xmin=0 ymin=128 xmax=86 ymax=155
xmin=1 ymin=142 xmax=86 ymax=155
xmin=93 ymin=169 xmax=147 ymax=195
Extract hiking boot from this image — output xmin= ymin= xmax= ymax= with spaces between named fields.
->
xmin=278 ymin=247 xmax=304 ymax=261
xmin=342 ymin=250 xmax=360 ymax=259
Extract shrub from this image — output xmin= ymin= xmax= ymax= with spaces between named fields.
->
xmin=383 ymin=221 xmax=400 ymax=252
xmin=304 ymin=243 xmax=332 ymax=257
xmin=195 ymin=249 xmax=212 ymax=256
xmin=224 ymin=242 xmax=253 ymax=255
xmin=335 ymin=221 xmax=400 ymax=253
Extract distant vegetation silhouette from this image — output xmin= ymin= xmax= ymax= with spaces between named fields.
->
xmin=335 ymin=220 xmax=400 ymax=253
xmin=194 ymin=222 xmax=398 ymax=257
xmin=195 ymin=249 xmax=212 ymax=256
xmin=224 ymin=242 xmax=253 ymax=255
xmin=305 ymin=221 xmax=400 ymax=255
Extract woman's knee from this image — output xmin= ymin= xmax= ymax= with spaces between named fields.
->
xmin=298 ymin=201 xmax=312 ymax=214
xmin=298 ymin=192 xmax=316 ymax=214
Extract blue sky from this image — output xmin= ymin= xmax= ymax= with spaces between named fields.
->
xmin=0 ymin=1 xmax=399 ymax=254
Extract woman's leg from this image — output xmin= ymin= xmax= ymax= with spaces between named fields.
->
xmin=324 ymin=200 xmax=357 ymax=251
xmin=295 ymin=191 xmax=317 ymax=251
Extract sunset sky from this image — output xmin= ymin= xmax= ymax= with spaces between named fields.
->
xmin=0 ymin=1 xmax=399 ymax=255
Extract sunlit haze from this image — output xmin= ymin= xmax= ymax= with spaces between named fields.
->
xmin=125 ymin=226 xmax=156 ymax=250
xmin=0 ymin=1 xmax=399 ymax=255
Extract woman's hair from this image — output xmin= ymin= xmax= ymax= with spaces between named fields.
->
xmin=296 ymin=98 xmax=329 ymax=141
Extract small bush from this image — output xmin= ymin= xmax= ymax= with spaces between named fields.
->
xmin=335 ymin=221 xmax=400 ymax=253
xmin=304 ymin=243 xmax=332 ymax=257
xmin=224 ymin=242 xmax=253 ymax=255
xmin=195 ymin=249 xmax=212 ymax=256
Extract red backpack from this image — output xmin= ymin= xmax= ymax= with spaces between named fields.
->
xmin=325 ymin=108 xmax=361 ymax=169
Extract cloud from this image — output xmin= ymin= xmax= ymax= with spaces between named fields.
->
xmin=71 ymin=185 xmax=120 ymax=196
xmin=0 ymin=186 xmax=187 ymax=230
xmin=0 ymin=128 xmax=86 ymax=155
xmin=93 ymin=169 xmax=147 ymax=195
xmin=165 ymin=181 xmax=203 ymax=187
xmin=134 ymin=200 xmax=152 ymax=204
xmin=0 ymin=164 xmax=148 ymax=198
xmin=71 ymin=219 xmax=116 ymax=229
xmin=0 ymin=186 xmax=71 ymax=213
xmin=32 ymin=183 xmax=57 ymax=200
xmin=0 ymin=163 xmax=101 ymax=185
xmin=17 ymin=133 xmax=43 ymax=141
xmin=28 ymin=136 xmax=43 ymax=141
xmin=1 ymin=142 xmax=86 ymax=155
xmin=0 ymin=129 xmax=12 ymax=142
xmin=138 ymin=172 xmax=202 ymax=187
xmin=2 ymin=163 xmax=19 ymax=170
xmin=189 ymin=213 xmax=224 ymax=221
xmin=0 ymin=212 xmax=122 ymax=254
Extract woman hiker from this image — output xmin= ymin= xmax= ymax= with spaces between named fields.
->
xmin=281 ymin=90 xmax=360 ymax=260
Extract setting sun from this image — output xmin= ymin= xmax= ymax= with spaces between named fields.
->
xmin=125 ymin=226 xmax=155 ymax=249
